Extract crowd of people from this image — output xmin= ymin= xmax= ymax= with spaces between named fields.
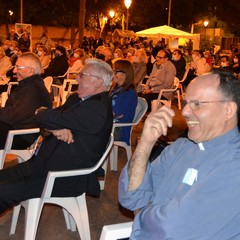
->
xmin=1 ymin=28 xmax=240 ymax=239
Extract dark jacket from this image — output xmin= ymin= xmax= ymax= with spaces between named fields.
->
xmin=44 ymin=55 xmax=69 ymax=77
xmin=30 ymin=92 xmax=113 ymax=197
xmin=0 ymin=74 xmax=52 ymax=148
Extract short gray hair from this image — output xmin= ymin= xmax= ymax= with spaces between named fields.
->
xmin=18 ymin=52 xmax=42 ymax=75
xmin=84 ymin=58 xmax=113 ymax=90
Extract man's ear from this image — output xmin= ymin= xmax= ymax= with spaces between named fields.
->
xmin=95 ymin=78 xmax=104 ymax=87
xmin=225 ymin=101 xmax=237 ymax=121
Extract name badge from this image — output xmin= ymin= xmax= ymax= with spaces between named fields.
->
xmin=182 ymin=168 xmax=198 ymax=186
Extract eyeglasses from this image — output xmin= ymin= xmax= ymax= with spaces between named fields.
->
xmin=113 ymin=70 xmax=125 ymax=75
xmin=183 ymin=100 xmax=229 ymax=111
xmin=14 ymin=65 xmax=33 ymax=70
xmin=156 ymin=56 xmax=165 ymax=59
xmin=79 ymin=72 xmax=101 ymax=79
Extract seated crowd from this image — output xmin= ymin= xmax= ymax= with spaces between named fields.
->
xmin=1 ymin=30 xmax=240 ymax=239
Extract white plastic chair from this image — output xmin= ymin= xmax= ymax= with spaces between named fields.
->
xmin=0 ymin=128 xmax=40 ymax=169
xmin=9 ymin=133 xmax=114 ymax=240
xmin=43 ymin=76 xmax=53 ymax=93
xmin=0 ymin=82 xmax=19 ymax=107
xmin=100 ymin=221 xmax=133 ymax=240
xmin=178 ymin=68 xmax=189 ymax=99
xmin=110 ymin=97 xmax=148 ymax=171
xmin=155 ymin=77 xmax=180 ymax=109
xmin=52 ymin=79 xmax=78 ymax=107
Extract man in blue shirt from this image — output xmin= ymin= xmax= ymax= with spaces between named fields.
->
xmin=119 ymin=70 xmax=240 ymax=239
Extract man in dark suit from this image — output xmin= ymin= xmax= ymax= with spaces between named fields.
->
xmin=0 ymin=52 xmax=52 ymax=149
xmin=0 ymin=58 xmax=113 ymax=214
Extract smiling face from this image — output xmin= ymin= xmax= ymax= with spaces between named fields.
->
xmin=182 ymin=74 xmax=237 ymax=143
xmin=13 ymin=57 xmax=35 ymax=81
xmin=76 ymin=65 xmax=104 ymax=98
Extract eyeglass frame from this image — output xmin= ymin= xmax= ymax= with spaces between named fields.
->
xmin=156 ymin=55 xmax=166 ymax=59
xmin=113 ymin=69 xmax=125 ymax=75
xmin=79 ymin=72 xmax=102 ymax=79
xmin=183 ymin=100 xmax=230 ymax=111
xmin=14 ymin=65 xmax=34 ymax=70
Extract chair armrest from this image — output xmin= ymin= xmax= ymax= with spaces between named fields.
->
xmin=100 ymin=222 xmax=133 ymax=240
xmin=41 ymin=133 xmax=114 ymax=199
xmin=5 ymin=128 xmax=40 ymax=150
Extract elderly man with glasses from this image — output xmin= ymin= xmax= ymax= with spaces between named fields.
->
xmin=0 ymin=58 xmax=113 ymax=214
xmin=0 ymin=52 xmax=52 ymax=149
xmin=139 ymin=49 xmax=176 ymax=112
xmin=119 ymin=70 xmax=240 ymax=239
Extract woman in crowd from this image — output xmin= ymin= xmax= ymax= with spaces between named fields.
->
xmin=109 ymin=59 xmax=138 ymax=145
xmin=37 ymin=45 xmax=51 ymax=71
xmin=232 ymin=53 xmax=240 ymax=75
xmin=68 ymin=48 xmax=84 ymax=76
xmin=43 ymin=46 xmax=69 ymax=84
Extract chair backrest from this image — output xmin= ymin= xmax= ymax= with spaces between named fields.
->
xmin=132 ymin=97 xmax=148 ymax=125
xmin=43 ymin=76 xmax=53 ymax=93
xmin=157 ymin=77 xmax=179 ymax=103
xmin=7 ymin=82 xmax=19 ymax=95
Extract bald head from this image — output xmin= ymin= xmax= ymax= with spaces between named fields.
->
xmin=182 ymin=71 xmax=239 ymax=143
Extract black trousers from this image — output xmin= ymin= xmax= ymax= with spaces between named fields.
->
xmin=0 ymin=159 xmax=46 ymax=214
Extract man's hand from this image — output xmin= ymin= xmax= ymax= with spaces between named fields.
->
xmin=49 ymin=129 xmax=74 ymax=144
xmin=141 ymin=105 xmax=175 ymax=146
xmin=142 ymin=89 xmax=152 ymax=94
xmin=128 ymin=105 xmax=175 ymax=191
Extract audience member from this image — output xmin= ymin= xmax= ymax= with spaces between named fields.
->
xmin=37 ymin=45 xmax=51 ymax=71
xmin=119 ymin=70 xmax=240 ymax=239
xmin=139 ymin=49 xmax=176 ymax=112
xmin=0 ymin=58 xmax=113 ymax=215
xmin=183 ymin=48 xmax=192 ymax=66
xmin=43 ymin=46 xmax=69 ymax=83
xmin=232 ymin=53 xmax=240 ymax=75
xmin=219 ymin=55 xmax=234 ymax=73
xmin=18 ymin=31 xmax=31 ymax=50
xmin=132 ymin=48 xmax=148 ymax=92
xmin=0 ymin=52 xmax=52 ymax=149
xmin=98 ymin=47 xmax=113 ymax=67
xmin=0 ymin=47 xmax=13 ymax=76
xmin=3 ymin=40 xmax=11 ymax=57
xmin=110 ymin=59 xmax=138 ymax=144
xmin=171 ymin=48 xmax=186 ymax=80
xmin=40 ymin=31 xmax=52 ymax=54
xmin=68 ymin=40 xmax=80 ymax=57
xmin=68 ymin=48 xmax=84 ymax=75
xmin=6 ymin=28 xmax=19 ymax=42
xmin=125 ymin=48 xmax=136 ymax=63
xmin=92 ymin=32 xmax=104 ymax=50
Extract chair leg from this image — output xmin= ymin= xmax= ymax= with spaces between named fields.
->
xmin=110 ymin=145 xmax=118 ymax=171
xmin=125 ymin=146 xmax=132 ymax=162
xmin=76 ymin=194 xmax=91 ymax=240
xmin=9 ymin=205 xmax=22 ymax=235
xmin=15 ymin=199 xmax=42 ymax=240
xmin=99 ymin=156 xmax=109 ymax=190
xmin=176 ymin=90 xmax=181 ymax=110
xmin=0 ymin=150 xmax=4 ymax=169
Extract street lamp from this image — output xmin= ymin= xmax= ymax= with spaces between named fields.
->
xmin=9 ymin=10 xmax=13 ymax=26
xmin=124 ymin=0 xmax=132 ymax=30
xmin=203 ymin=20 xmax=209 ymax=28
xmin=109 ymin=10 xmax=115 ymax=32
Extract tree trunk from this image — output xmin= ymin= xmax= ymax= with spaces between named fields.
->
xmin=79 ymin=0 xmax=86 ymax=43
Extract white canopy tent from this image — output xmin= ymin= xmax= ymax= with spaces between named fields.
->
xmin=136 ymin=25 xmax=200 ymax=50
